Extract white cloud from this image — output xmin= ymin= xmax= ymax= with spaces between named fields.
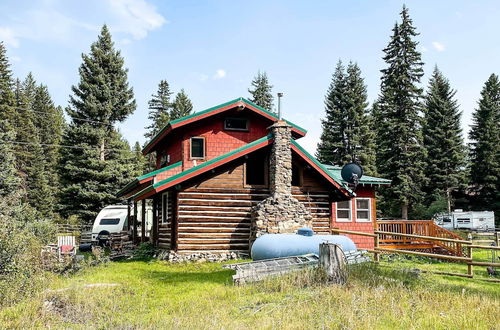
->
xmin=0 ymin=27 xmax=20 ymax=47
xmin=432 ymin=41 xmax=446 ymax=52
xmin=213 ymin=69 xmax=226 ymax=80
xmin=106 ymin=0 xmax=166 ymax=40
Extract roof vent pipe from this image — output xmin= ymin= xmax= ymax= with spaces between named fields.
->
xmin=277 ymin=92 xmax=283 ymax=120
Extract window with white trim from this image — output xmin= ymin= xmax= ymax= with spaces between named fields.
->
xmin=336 ymin=200 xmax=351 ymax=222
xmin=190 ymin=137 xmax=205 ymax=159
xmin=356 ymin=198 xmax=371 ymax=222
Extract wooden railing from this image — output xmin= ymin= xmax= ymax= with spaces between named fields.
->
xmin=376 ymin=220 xmax=467 ymax=256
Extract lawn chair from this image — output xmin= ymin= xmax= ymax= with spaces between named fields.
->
xmin=57 ymin=235 xmax=77 ymax=261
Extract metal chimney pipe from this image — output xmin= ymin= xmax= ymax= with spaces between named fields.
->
xmin=277 ymin=92 xmax=283 ymax=119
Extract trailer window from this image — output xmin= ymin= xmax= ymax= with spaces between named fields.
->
xmin=100 ymin=218 xmax=120 ymax=225
xmin=336 ymin=201 xmax=351 ymax=222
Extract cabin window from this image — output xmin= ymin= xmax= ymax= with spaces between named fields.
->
xmin=336 ymin=200 xmax=351 ymax=222
xmin=190 ymin=137 xmax=205 ymax=159
xmin=224 ymin=117 xmax=248 ymax=131
xmin=245 ymin=153 xmax=267 ymax=186
xmin=356 ymin=198 xmax=371 ymax=222
xmin=162 ymin=192 xmax=170 ymax=224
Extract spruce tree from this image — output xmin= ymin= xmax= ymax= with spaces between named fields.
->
xmin=59 ymin=25 xmax=137 ymax=223
xmin=375 ymin=6 xmax=426 ymax=219
xmin=145 ymin=79 xmax=172 ymax=140
xmin=248 ymin=71 xmax=274 ymax=112
xmin=422 ymin=67 xmax=465 ymax=210
xmin=468 ymin=74 xmax=500 ymax=214
xmin=171 ymin=89 xmax=193 ymax=120
xmin=133 ymin=141 xmax=148 ymax=174
xmin=0 ymin=42 xmax=20 ymax=196
xmin=316 ymin=61 xmax=376 ymax=174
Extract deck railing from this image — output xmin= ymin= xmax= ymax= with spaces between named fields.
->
xmin=376 ymin=220 xmax=467 ymax=256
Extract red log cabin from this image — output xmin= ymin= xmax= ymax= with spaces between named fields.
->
xmin=118 ymin=97 xmax=390 ymax=253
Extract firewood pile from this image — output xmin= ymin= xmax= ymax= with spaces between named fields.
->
xmin=109 ymin=231 xmax=133 ymax=259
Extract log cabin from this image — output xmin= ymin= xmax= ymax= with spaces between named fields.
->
xmin=117 ymin=97 xmax=390 ymax=254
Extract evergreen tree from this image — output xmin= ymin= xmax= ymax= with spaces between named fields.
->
xmin=422 ymin=67 xmax=465 ymax=210
xmin=317 ymin=61 xmax=376 ymax=174
xmin=248 ymin=71 xmax=274 ymax=112
xmin=468 ymin=74 xmax=500 ymax=214
xmin=145 ymin=79 xmax=172 ymax=140
xmin=133 ymin=141 xmax=148 ymax=174
xmin=171 ymin=89 xmax=193 ymax=120
xmin=0 ymin=42 xmax=20 ymax=196
xmin=374 ymin=6 xmax=426 ymax=219
xmin=59 ymin=25 xmax=137 ymax=223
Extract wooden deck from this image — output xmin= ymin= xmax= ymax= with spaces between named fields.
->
xmin=376 ymin=220 xmax=467 ymax=256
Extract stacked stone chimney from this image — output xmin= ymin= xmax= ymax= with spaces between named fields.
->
xmin=250 ymin=120 xmax=312 ymax=242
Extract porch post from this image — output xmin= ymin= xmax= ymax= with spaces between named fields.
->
xmin=141 ymin=199 xmax=146 ymax=243
xmin=152 ymin=196 xmax=158 ymax=247
xmin=133 ymin=201 xmax=138 ymax=243
xmin=127 ymin=199 xmax=131 ymax=232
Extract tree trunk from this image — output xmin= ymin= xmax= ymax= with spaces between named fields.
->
xmin=401 ymin=203 xmax=408 ymax=220
xmin=100 ymin=140 xmax=105 ymax=161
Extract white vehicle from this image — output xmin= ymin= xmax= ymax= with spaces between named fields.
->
xmin=434 ymin=210 xmax=495 ymax=231
xmin=91 ymin=205 xmax=152 ymax=243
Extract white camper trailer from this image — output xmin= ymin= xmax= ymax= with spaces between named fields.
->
xmin=91 ymin=205 xmax=153 ymax=244
xmin=435 ymin=210 xmax=495 ymax=231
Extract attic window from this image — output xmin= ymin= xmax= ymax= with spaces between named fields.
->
xmin=224 ymin=117 xmax=248 ymax=131
xmin=190 ymin=137 xmax=205 ymax=159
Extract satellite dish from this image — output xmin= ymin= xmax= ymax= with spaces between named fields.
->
xmin=341 ymin=163 xmax=364 ymax=187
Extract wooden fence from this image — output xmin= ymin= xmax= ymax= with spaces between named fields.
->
xmin=331 ymin=228 xmax=500 ymax=281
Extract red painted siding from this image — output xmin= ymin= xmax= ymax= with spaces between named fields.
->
xmin=331 ymin=187 xmax=376 ymax=249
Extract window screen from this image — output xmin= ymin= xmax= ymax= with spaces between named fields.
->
xmin=356 ymin=198 xmax=370 ymax=221
xmin=224 ymin=118 xmax=248 ymax=131
xmin=337 ymin=200 xmax=351 ymax=221
xmin=191 ymin=137 xmax=205 ymax=158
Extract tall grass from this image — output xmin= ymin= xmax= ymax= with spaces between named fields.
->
xmin=0 ymin=260 xmax=498 ymax=329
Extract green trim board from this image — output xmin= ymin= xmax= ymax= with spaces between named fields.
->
xmin=142 ymin=97 xmax=307 ymax=154
xmin=322 ymin=164 xmax=392 ymax=185
xmin=290 ymin=139 xmax=355 ymax=196
xmin=131 ymin=135 xmax=274 ymax=200
xmin=117 ymin=161 xmax=182 ymax=197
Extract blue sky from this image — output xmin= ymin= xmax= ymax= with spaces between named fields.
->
xmin=2 ymin=0 xmax=500 ymax=153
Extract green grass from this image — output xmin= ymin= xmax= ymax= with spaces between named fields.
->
xmin=0 ymin=256 xmax=499 ymax=329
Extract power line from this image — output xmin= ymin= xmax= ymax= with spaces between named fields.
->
xmin=1 ymin=139 xmax=136 ymax=153
xmin=15 ymin=107 xmax=114 ymax=126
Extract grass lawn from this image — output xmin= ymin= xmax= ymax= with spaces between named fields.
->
xmin=1 ymin=254 xmax=499 ymax=329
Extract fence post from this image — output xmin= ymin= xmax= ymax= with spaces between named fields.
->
xmin=467 ymin=240 xmax=473 ymax=278
xmin=495 ymin=232 xmax=500 ymax=247
xmin=319 ymin=243 xmax=347 ymax=284
xmin=374 ymin=234 xmax=380 ymax=263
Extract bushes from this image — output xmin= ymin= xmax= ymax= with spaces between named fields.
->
xmin=0 ymin=192 xmax=57 ymax=307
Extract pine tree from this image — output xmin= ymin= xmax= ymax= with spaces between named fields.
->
xmin=0 ymin=42 xmax=20 ymax=196
xmin=59 ymin=25 xmax=137 ymax=223
xmin=316 ymin=61 xmax=376 ymax=174
xmin=145 ymin=79 xmax=172 ymax=140
xmin=374 ymin=6 xmax=426 ymax=219
xmin=248 ymin=71 xmax=274 ymax=112
xmin=422 ymin=67 xmax=465 ymax=210
xmin=468 ymin=74 xmax=500 ymax=213
xmin=133 ymin=141 xmax=147 ymax=174
xmin=171 ymin=89 xmax=193 ymax=120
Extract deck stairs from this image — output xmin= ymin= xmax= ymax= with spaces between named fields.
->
xmin=377 ymin=220 xmax=468 ymax=257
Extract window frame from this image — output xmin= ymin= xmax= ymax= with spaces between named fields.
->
xmin=224 ymin=117 xmax=249 ymax=131
xmin=336 ymin=200 xmax=352 ymax=222
xmin=355 ymin=198 xmax=371 ymax=223
xmin=190 ymin=136 xmax=205 ymax=160
xmin=244 ymin=155 xmax=269 ymax=188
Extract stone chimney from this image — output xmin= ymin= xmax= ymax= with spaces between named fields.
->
xmin=250 ymin=120 xmax=312 ymax=242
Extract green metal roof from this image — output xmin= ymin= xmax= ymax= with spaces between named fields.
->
xmin=117 ymin=161 xmax=182 ymax=197
xmin=142 ymin=97 xmax=307 ymax=154
xmin=322 ymin=164 xmax=392 ymax=185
